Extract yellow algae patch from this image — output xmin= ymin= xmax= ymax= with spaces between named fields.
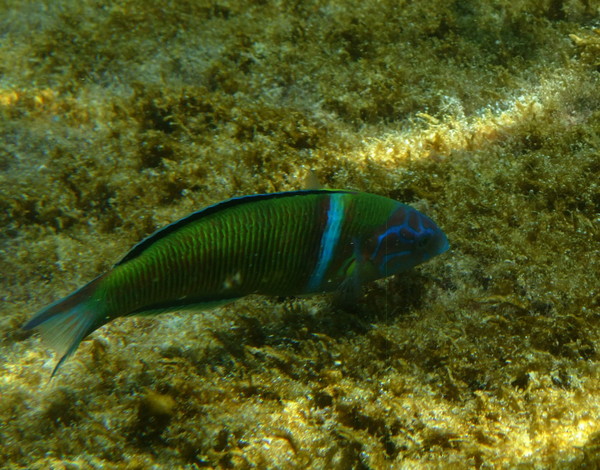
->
xmin=0 ymin=88 xmax=58 ymax=110
xmin=0 ymin=89 xmax=20 ymax=107
xmin=0 ymin=87 xmax=97 ymax=124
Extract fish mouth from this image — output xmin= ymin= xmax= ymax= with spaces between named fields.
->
xmin=435 ymin=231 xmax=450 ymax=256
xmin=423 ymin=230 xmax=449 ymax=261
xmin=440 ymin=233 xmax=450 ymax=253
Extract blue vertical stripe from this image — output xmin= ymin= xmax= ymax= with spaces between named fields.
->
xmin=307 ymin=193 xmax=345 ymax=292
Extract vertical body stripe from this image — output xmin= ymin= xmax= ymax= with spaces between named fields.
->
xmin=307 ymin=193 xmax=346 ymax=292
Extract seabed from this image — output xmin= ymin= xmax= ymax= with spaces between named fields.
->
xmin=1 ymin=1 xmax=599 ymax=468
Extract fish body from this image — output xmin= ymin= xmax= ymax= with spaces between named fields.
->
xmin=24 ymin=189 xmax=449 ymax=374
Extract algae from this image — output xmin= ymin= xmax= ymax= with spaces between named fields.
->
xmin=1 ymin=0 xmax=600 ymax=468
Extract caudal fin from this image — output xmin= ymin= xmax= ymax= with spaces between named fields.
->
xmin=23 ymin=274 xmax=108 ymax=377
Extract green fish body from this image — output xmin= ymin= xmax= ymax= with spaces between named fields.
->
xmin=24 ymin=189 xmax=449 ymax=374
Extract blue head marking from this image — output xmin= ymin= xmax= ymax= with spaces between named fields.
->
xmin=367 ymin=205 xmax=449 ymax=277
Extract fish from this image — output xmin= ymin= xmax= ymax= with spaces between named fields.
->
xmin=23 ymin=189 xmax=449 ymax=375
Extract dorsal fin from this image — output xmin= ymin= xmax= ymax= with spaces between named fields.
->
xmin=115 ymin=189 xmax=351 ymax=266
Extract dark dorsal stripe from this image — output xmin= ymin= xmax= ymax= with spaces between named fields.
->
xmin=116 ymin=189 xmax=353 ymax=266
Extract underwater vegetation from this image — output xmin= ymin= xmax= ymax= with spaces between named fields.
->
xmin=1 ymin=0 xmax=599 ymax=468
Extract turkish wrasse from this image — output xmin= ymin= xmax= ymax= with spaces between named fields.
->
xmin=24 ymin=189 xmax=449 ymax=376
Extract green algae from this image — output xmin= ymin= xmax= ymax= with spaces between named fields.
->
xmin=1 ymin=0 xmax=600 ymax=468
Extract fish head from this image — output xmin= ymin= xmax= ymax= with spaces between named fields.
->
xmin=365 ymin=205 xmax=449 ymax=278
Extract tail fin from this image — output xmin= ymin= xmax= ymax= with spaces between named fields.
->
xmin=23 ymin=274 xmax=109 ymax=377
